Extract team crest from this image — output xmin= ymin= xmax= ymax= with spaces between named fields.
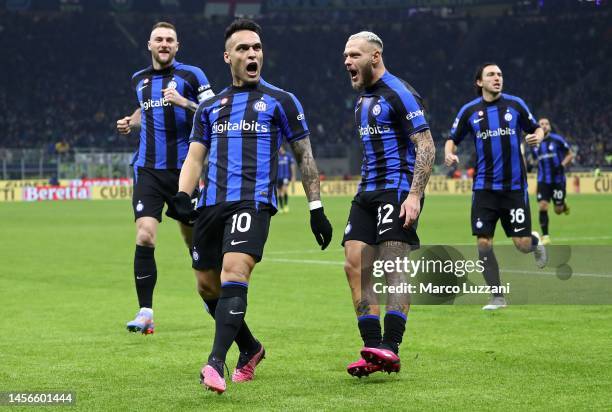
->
xmin=136 ymin=201 xmax=144 ymax=212
xmin=549 ymin=144 xmax=555 ymax=151
xmin=253 ymin=100 xmax=267 ymax=112
xmin=371 ymin=104 xmax=382 ymax=116
xmin=475 ymin=218 xmax=483 ymax=229
xmin=192 ymin=249 xmax=199 ymax=261
xmin=345 ymin=222 xmax=352 ymax=235
xmin=167 ymin=79 xmax=177 ymax=89
xmin=504 ymin=112 xmax=513 ymax=122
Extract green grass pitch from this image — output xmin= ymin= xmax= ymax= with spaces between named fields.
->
xmin=1 ymin=195 xmax=611 ymax=410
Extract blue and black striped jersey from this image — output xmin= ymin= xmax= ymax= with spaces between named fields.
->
xmin=354 ymin=71 xmax=429 ymax=194
xmin=531 ymin=133 xmax=571 ymax=184
xmin=189 ymin=79 xmax=309 ymax=210
xmin=277 ymin=152 xmax=295 ymax=180
xmin=131 ymin=61 xmax=213 ymax=169
xmin=449 ymin=93 xmax=539 ymax=191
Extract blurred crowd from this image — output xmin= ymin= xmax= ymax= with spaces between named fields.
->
xmin=0 ymin=7 xmax=610 ymax=167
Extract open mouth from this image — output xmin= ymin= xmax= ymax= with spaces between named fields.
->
xmin=349 ymin=68 xmax=358 ymax=81
xmin=246 ymin=62 xmax=258 ymax=77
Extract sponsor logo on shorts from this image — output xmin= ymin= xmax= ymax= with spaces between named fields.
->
xmin=230 ymin=239 xmax=248 ymax=246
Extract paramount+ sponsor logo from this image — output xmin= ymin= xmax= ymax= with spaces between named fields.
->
xmin=23 ymin=186 xmax=91 ymax=201
xmin=140 ymin=97 xmax=171 ymax=111
xmin=212 ymin=120 xmax=269 ymax=134
xmin=476 ymin=127 xmax=516 ymax=140
xmin=359 ymin=124 xmax=391 ymax=136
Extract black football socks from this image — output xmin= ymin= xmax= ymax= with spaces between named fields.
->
xmin=358 ymin=315 xmax=382 ymax=348
xmin=134 ymin=245 xmax=157 ymax=308
xmin=209 ymin=282 xmax=249 ymax=364
xmin=539 ymin=210 xmax=549 ymax=236
xmin=203 ymin=297 xmax=258 ymax=354
xmin=479 ymin=247 xmax=502 ymax=297
xmin=381 ymin=311 xmax=407 ymax=354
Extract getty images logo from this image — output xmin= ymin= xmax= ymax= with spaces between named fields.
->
xmin=476 ymin=127 xmax=516 ymax=140
xmin=140 ymin=97 xmax=171 ymax=111
xmin=212 ymin=120 xmax=269 ymax=134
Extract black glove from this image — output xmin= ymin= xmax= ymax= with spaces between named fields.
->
xmin=310 ymin=207 xmax=333 ymax=250
xmin=172 ymin=191 xmax=198 ymax=224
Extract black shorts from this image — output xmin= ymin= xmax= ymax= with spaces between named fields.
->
xmin=132 ymin=166 xmax=199 ymax=225
xmin=537 ymin=182 xmax=566 ymax=206
xmin=276 ymin=178 xmax=289 ymax=188
xmin=191 ymin=201 xmax=272 ymax=270
xmin=471 ymin=189 xmax=532 ymax=238
xmin=342 ymin=190 xmax=423 ymax=247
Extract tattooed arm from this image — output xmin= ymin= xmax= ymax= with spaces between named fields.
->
xmin=289 ymin=137 xmax=321 ymax=202
xmin=400 ymin=129 xmax=436 ymax=228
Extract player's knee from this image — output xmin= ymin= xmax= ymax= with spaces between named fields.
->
xmin=136 ymin=228 xmax=156 ymax=247
xmin=539 ymin=202 xmax=548 ymax=211
xmin=195 ymin=270 xmax=220 ymax=299
xmin=221 ymin=257 xmax=253 ymax=284
xmin=513 ymin=238 xmax=532 ymax=253
xmin=477 ymin=237 xmax=493 ymax=252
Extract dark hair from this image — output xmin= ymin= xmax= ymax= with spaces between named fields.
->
xmin=474 ymin=62 xmax=498 ymax=96
xmin=151 ymin=21 xmax=177 ymax=36
xmin=224 ymin=19 xmax=262 ymax=43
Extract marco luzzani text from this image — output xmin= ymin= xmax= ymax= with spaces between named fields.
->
xmin=371 ymin=257 xmax=510 ymax=295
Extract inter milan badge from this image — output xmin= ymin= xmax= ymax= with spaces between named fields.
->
xmin=253 ymin=100 xmax=267 ymax=112
xmin=192 ymin=249 xmax=199 ymax=261
xmin=475 ymin=218 xmax=483 ymax=229
xmin=371 ymin=104 xmax=382 ymax=116
xmin=345 ymin=222 xmax=352 ymax=235
xmin=504 ymin=112 xmax=513 ymax=122
xmin=167 ymin=79 xmax=177 ymax=90
xmin=136 ymin=201 xmax=144 ymax=212
xmin=549 ymin=144 xmax=555 ymax=151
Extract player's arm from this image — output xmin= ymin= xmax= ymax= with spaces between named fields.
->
xmin=561 ymin=139 xmax=574 ymax=168
xmin=516 ymin=98 xmax=544 ymax=146
xmin=163 ymin=88 xmax=199 ymax=113
xmin=400 ymin=129 xmax=435 ymax=228
xmin=116 ymin=108 xmax=141 ymax=135
xmin=444 ymin=139 xmax=459 ymax=167
xmin=290 ymin=137 xmax=333 ymax=249
xmin=179 ymin=142 xmax=208 ymax=194
xmin=525 ymin=127 xmax=544 ymax=147
xmin=290 ymin=138 xmax=320 ymax=202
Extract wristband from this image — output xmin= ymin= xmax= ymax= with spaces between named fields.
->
xmin=308 ymin=200 xmax=323 ymax=211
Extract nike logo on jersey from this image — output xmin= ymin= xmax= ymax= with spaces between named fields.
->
xmin=136 ymin=275 xmax=151 ymax=280
xmin=229 ymin=310 xmax=245 ymax=315
xmin=378 ymin=228 xmax=392 ymax=235
xmin=473 ymin=118 xmax=484 ymax=124
xmin=212 ymin=106 xmax=225 ymax=114
xmin=138 ymin=84 xmax=149 ymax=92
xmin=230 ymin=239 xmax=248 ymax=246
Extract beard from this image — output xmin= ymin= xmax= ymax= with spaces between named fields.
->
xmin=351 ymin=65 xmax=374 ymax=91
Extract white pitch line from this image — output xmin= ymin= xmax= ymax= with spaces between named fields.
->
xmin=265 ymin=258 xmax=612 ymax=278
